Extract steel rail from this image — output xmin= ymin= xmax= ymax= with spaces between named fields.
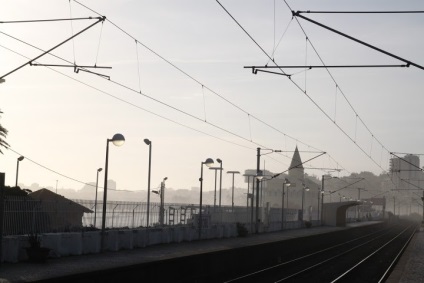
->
xmin=331 ymin=224 xmax=416 ymax=282
xmin=223 ymin=226 xmax=393 ymax=282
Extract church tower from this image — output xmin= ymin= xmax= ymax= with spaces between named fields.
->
xmin=288 ymin=146 xmax=304 ymax=183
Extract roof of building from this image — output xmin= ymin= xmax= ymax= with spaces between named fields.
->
xmin=29 ymin=189 xmax=92 ymax=213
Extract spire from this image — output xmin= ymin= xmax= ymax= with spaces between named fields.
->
xmin=289 ymin=146 xmax=304 ymax=170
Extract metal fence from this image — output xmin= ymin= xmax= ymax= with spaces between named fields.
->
xmin=2 ymin=196 xmax=307 ymax=236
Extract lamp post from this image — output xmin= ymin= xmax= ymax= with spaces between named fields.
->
xmin=255 ymin=168 xmax=263 ymax=233
xmin=153 ymin=177 xmax=167 ymax=226
xmin=15 ymin=156 xmax=24 ymax=187
xmin=217 ymin=158 xmax=223 ymax=207
xmin=255 ymin=148 xmax=262 ymax=233
xmin=282 ymin=178 xmax=291 ymax=230
xmin=144 ymin=138 xmax=152 ymax=227
xmin=227 ymin=171 xmax=240 ymax=211
xmin=101 ymin=133 xmax=125 ymax=249
xmin=209 ymin=167 xmax=223 ymax=208
xmin=199 ymin=158 xmax=214 ymax=239
xmin=94 ymin=167 xmax=102 ymax=228
xmin=301 ymin=183 xmax=309 ymax=223
xmin=243 ymin=174 xmax=256 ymax=233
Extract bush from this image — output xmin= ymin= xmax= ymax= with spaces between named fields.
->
xmin=236 ymin=222 xmax=248 ymax=237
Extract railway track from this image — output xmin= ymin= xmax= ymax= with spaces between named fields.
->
xmin=221 ymin=223 xmax=416 ymax=283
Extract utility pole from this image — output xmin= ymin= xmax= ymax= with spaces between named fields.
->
xmin=255 ymin=147 xmax=261 ymax=233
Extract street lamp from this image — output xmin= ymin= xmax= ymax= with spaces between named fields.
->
xmin=199 ymin=158 xmax=214 ymax=239
xmin=243 ymin=173 xmax=256 ymax=233
xmin=227 ymin=171 xmax=240 ymax=211
xmin=94 ymin=167 xmax=102 ymax=228
xmin=144 ymin=138 xmax=152 ymax=227
xmin=217 ymin=158 xmax=223 ymax=207
xmin=255 ymin=168 xmax=264 ymax=233
xmin=301 ymin=183 xmax=309 ymax=223
xmin=282 ymin=178 xmax=291 ymax=230
xmin=209 ymin=167 xmax=223 ymax=208
xmin=153 ymin=177 xmax=168 ymax=226
xmin=101 ymin=133 xmax=125 ymax=249
xmin=15 ymin=156 xmax=24 ymax=187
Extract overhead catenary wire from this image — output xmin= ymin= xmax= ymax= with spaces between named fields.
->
xmin=71 ymin=0 xmax=349 ymax=173
xmin=219 ymin=1 xmax=394 ymax=172
xmin=2 ymin=3 xmax=350 ymax=179
xmin=216 ymin=0 xmax=407 ymax=192
xmin=7 ymin=147 xmax=135 ymax=192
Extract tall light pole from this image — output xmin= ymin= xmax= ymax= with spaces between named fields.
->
xmin=15 ymin=156 xmax=24 ymax=187
xmin=282 ymin=178 xmax=291 ymax=230
xmin=199 ymin=158 xmax=214 ymax=239
xmin=101 ymin=133 xmax=125 ymax=249
xmin=153 ymin=177 xmax=167 ymax=226
xmin=243 ymin=174 xmax=256 ymax=233
xmin=144 ymin=138 xmax=152 ymax=228
xmin=94 ymin=167 xmax=102 ymax=228
xmin=301 ymin=183 xmax=309 ymax=223
xmin=255 ymin=148 xmax=261 ymax=233
xmin=209 ymin=167 xmax=223 ymax=208
xmin=227 ymin=171 xmax=240 ymax=211
xmin=217 ymin=158 xmax=223 ymax=207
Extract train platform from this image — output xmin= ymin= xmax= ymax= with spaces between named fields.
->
xmin=0 ymin=221 xmax=409 ymax=282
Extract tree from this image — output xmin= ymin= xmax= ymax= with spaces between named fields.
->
xmin=4 ymin=186 xmax=32 ymax=196
xmin=0 ymin=109 xmax=9 ymax=153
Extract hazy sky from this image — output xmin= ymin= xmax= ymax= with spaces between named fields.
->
xmin=1 ymin=0 xmax=423 ymax=197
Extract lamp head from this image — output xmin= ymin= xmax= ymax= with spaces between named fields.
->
xmin=18 ymin=156 xmax=24 ymax=161
xmin=255 ymin=170 xmax=264 ymax=180
xmin=163 ymin=177 xmax=168 ymax=181
xmin=217 ymin=158 xmax=222 ymax=164
xmin=284 ymin=178 xmax=291 ymax=186
xmin=203 ymin=158 xmax=214 ymax=167
xmin=111 ymin=133 xmax=125 ymax=146
xmin=143 ymin=138 xmax=151 ymax=145
xmin=97 ymin=168 xmax=103 ymax=172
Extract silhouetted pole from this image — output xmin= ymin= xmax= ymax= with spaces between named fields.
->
xmin=160 ymin=177 xmax=167 ymax=226
xmin=101 ymin=133 xmax=125 ymax=250
xmin=227 ymin=171 xmax=240 ymax=212
xmin=281 ymin=179 xmax=290 ymax=230
xmin=144 ymin=139 xmax=152 ymax=227
xmin=213 ymin=169 xmax=217 ymax=207
xmin=94 ymin=168 xmax=102 ymax=228
xmin=209 ymin=167 xmax=221 ymax=208
xmin=15 ymin=156 xmax=24 ymax=187
xmin=199 ymin=158 xmax=214 ymax=239
xmin=255 ymin=147 xmax=261 ymax=233
xmin=217 ymin=159 xmax=223 ymax=207
xmin=321 ymin=175 xmax=324 ymax=225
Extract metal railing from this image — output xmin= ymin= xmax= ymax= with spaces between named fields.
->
xmin=2 ymin=196 xmax=317 ymax=236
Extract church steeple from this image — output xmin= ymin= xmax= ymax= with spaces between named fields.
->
xmin=289 ymin=146 xmax=304 ymax=180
